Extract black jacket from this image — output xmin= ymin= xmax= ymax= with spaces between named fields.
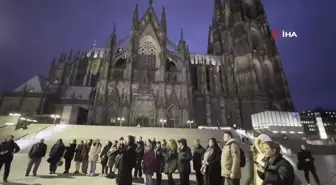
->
xmin=177 ymin=139 xmax=192 ymax=173
xmin=116 ymin=144 xmax=137 ymax=185
xmin=297 ymin=149 xmax=314 ymax=169
xmin=29 ymin=142 xmax=47 ymax=158
xmin=192 ymin=144 xmax=205 ymax=171
xmin=204 ymin=146 xmax=222 ymax=185
xmin=257 ymin=154 xmax=295 ymax=185
xmin=64 ymin=143 xmax=76 ymax=160
xmin=0 ymin=140 xmax=20 ymax=159
xmin=48 ymin=143 xmax=65 ymax=163
xmin=154 ymin=147 xmax=165 ymax=172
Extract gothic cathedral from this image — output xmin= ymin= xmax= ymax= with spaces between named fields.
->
xmin=47 ymin=0 xmax=293 ymax=129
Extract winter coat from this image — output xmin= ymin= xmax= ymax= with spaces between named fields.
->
xmin=203 ymin=146 xmax=222 ymax=185
xmin=192 ymin=144 xmax=205 ymax=171
xmin=116 ymin=144 xmax=137 ymax=185
xmin=64 ymin=143 xmax=76 ymax=160
xmin=107 ymin=146 xmax=118 ymax=167
xmin=100 ymin=144 xmax=111 ymax=166
xmin=0 ymin=140 xmax=20 ymax=160
xmin=257 ymin=154 xmax=295 ymax=185
xmin=89 ymin=143 xmax=102 ymax=162
xmin=135 ymin=142 xmax=144 ymax=168
xmin=80 ymin=143 xmax=90 ymax=161
xmin=48 ymin=143 xmax=65 ymax=164
xmin=143 ymin=149 xmax=156 ymax=175
xmin=164 ymin=149 xmax=178 ymax=174
xmin=177 ymin=138 xmax=192 ymax=173
xmin=28 ymin=142 xmax=47 ymax=158
xmin=297 ymin=149 xmax=314 ymax=170
xmin=221 ymin=139 xmax=241 ymax=179
xmin=154 ymin=147 xmax=164 ymax=173
xmin=74 ymin=144 xmax=84 ymax=162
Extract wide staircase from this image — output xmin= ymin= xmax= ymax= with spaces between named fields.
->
xmin=0 ymin=124 xmax=50 ymax=142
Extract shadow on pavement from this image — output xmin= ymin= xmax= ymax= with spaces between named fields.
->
xmin=38 ymin=174 xmax=74 ymax=179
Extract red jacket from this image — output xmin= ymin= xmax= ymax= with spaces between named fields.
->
xmin=143 ymin=149 xmax=156 ymax=175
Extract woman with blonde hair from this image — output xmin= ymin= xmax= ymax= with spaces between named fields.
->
xmin=253 ymin=134 xmax=272 ymax=185
xmin=164 ymin=139 xmax=178 ymax=185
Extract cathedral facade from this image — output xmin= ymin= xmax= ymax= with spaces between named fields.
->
xmin=0 ymin=0 xmax=293 ymax=129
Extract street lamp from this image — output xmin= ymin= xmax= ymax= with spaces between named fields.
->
xmin=51 ymin=114 xmax=60 ymax=125
xmin=159 ymin=119 xmax=167 ymax=128
xmin=187 ymin=120 xmax=194 ymax=129
xmin=117 ymin=117 xmax=125 ymax=127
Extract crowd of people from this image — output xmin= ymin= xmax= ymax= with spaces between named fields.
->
xmin=0 ymin=132 xmax=322 ymax=185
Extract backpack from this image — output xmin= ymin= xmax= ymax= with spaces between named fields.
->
xmin=229 ymin=143 xmax=246 ymax=168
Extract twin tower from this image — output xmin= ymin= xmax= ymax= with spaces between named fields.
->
xmin=49 ymin=0 xmax=294 ymax=129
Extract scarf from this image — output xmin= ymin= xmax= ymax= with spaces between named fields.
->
xmin=200 ymin=147 xmax=214 ymax=175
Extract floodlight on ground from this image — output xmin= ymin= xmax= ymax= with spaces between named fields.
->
xmin=32 ymin=120 xmax=37 ymax=123
xmin=26 ymin=119 xmax=32 ymax=122
xmin=187 ymin=120 xmax=194 ymax=129
xmin=117 ymin=117 xmax=125 ymax=126
xmin=20 ymin=117 xmax=26 ymax=120
xmin=9 ymin=113 xmax=21 ymax=117
xmin=159 ymin=119 xmax=167 ymax=128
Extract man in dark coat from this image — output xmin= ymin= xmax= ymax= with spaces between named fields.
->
xmin=177 ymin=138 xmax=192 ymax=185
xmin=192 ymin=139 xmax=205 ymax=185
xmin=134 ymin=137 xmax=144 ymax=179
xmin=47 ymin=139 xmax=65 ymax=174
xmin=25 ymin=138 xmax=47 ymax=176
xmin=297 ymin=144 xmax=320 ymax=185
xmin=257 ymin=141 xmax=295 ymax=185
xmin=0 ymin=135 xmax=20 ymax=182
xmin=63 ymin=139 xmax=77 ymax=174
xmin=116 ymin=135 xmax=137 ymax=185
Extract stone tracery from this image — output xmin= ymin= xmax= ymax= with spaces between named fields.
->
xmin=138 ymin=41 xmax=157 ymax=55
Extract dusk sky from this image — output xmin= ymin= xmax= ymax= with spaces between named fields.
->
xmin=0 ymin=0 xmax=335 ymax=111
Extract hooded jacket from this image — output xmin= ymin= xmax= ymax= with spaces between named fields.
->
xmin=221 ymin=138 xmax=241 ymax=179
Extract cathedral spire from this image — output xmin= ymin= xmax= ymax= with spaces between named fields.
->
xmin=160 ymin=7 xmax=166 ymax=32
xmin=180 ymin=29 xmax=184 ymax=41
xmin=207 ymin=25 xmax=212 ymax=53
xmin=213 ymin=0 xmax=222 ymax=25
xmin=149 ymin=0 xmax=154 ymax=7
xmin=68 ymin=48 xmax=73 ymax=60
xmin=132 ymin=4 xmax=139 ymax=30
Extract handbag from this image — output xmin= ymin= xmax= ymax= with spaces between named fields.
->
xmin=57 ymin=160 xmax=64 ymax=166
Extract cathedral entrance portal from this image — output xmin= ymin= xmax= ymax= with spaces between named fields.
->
xmin=131 ymin=96 xmax=156 ymax=127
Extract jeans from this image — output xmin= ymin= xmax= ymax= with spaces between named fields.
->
xmin=145 ymin=175 xmax=153 ymax=185
xmin=223 ymin=177 xmax=240 ymax=185
xmin=304 ymin=165 xmax=320 ymax=184
xmin=89 ymin=161 xmax=97 ymax=174
xmin=0 ymin=156 xmax=13 ymax=180
xmin=26 ymin=158 xmax=42 ymax=175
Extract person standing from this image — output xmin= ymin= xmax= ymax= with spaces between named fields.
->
xmin=154 ymin=141 xmax=164 ymax=185
xmin=177 ymin=138 xmax=192 ymax=185
xmin=201 ymin=138 xmax=222 ymax=185
xmin=297 ymin=144 xmax=320 ymax=185
xmin=253 ymin=134 xmax=272 ymax=185
xmin=164 ymin=139 xmax=178 ymax=185
xmin=192 ymin=139 xmax=205 ymax=185
xmin=106 ymin=140 xmax=119 ymax=178
xmin=143 ymin=142 xmax=156 ymax=185
xmin=100 ymin=141 xmax=112 ymax=176
xmin=63 ymin=139 xmax=77 ymax=174
xmin=73 ymin=140 xmax=84 ymax=174
xmin=81 ymin=140 xmax=90 ymax=174
xmin=134 ymin=137 xmax=145 ymax=179
xmin=25 ymin=139 xmax=47 ymax=176
xmin=116 ymin=135 xmax=137 ymax=185
xmin=256 ymin=141 xmax=295 ymax=185
xmin=47 ymin=139 xmax=65 ymax=174
xmin=221 ymin=131 xmax=241 ymax=185
xmin=0 ymin=135 xmax=20 ymax=182
xmin=88 ymin=139 xmax=102 ymax=176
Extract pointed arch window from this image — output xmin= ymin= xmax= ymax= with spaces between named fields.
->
xmin=167 ymin=105 xmax=180 ymax=128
